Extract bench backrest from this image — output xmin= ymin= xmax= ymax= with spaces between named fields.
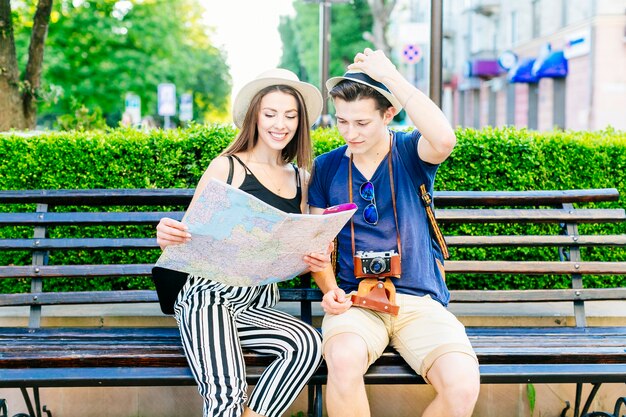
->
xmin=0 ymin=188 xmax=624 ymax=328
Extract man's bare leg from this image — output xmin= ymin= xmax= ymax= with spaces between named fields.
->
xmin=324 ymin=333 xmax=371 ymax=417
xmin=422 ymin=352 xmax=480 ymax=417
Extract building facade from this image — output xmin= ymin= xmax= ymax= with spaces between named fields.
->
xmin=390 ymin=0 xmax=626 ymax=130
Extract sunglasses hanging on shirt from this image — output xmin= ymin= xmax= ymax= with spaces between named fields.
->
xmin=359 ymin=181 xmax=379 ymax=225
xmin=348 ymin=132 xmax=402 ymax=315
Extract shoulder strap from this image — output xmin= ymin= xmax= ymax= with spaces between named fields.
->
xmin=230 ymin=154 xmax=252 ymax=174
xmin=292 ymin=164 xmax=301 ymax=188
xmin=418 ymin=184 xmax=449 ymax=259
xmin=226 ymin=155 xmax=234 ymax=185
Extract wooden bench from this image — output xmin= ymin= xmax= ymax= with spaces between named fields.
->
xmin=0 ymin=188 xmax=625 ymax=417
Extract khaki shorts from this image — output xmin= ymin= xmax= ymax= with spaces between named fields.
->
xmin=322 ymin=293 xmax=478 ymax=382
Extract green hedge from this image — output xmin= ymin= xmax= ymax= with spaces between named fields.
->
xmin=0 ymin=125 xmax=624 ymax=293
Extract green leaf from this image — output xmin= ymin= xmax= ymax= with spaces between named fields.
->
xmin=526 ymin=383 xmax=536 ymax=416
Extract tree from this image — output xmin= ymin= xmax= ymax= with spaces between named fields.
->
xmin=5 ymin=0 xmax=231 ymax=128
xmin=0 ymin=0 xmax=53 ymax=131
xmin=38 ymin=0 xmax=230 ymax=124
xmin=363 ymin=0 xmax=397 ymax=58
xmin=278 ymin=0 xmax=374 ymax=89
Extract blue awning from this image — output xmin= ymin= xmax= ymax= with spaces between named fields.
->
xmin=508 ymin=58 xmax=538 ymax=83
xmin=533 ymin=50 xmax=568 ymax=78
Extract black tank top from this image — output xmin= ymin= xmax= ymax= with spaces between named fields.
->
xmin=226 ymin=155 xmax=302 ymax=214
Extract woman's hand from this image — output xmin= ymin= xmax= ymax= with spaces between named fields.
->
xmin=156 ymin=217 xmax=191 ymax=250
xmin=303 ymin=241 xmax=334 ymax=273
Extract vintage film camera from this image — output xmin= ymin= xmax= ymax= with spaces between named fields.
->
xmin=352 ymin=250 xmax=401 ymax=315
xmin=353 ymin=250 xmax=401 ymax=278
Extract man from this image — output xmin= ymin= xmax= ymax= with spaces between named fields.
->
xmin=308 ymin=48 xmax=480 ymax=417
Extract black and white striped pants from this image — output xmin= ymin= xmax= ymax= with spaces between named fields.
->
xmin=174 ymin=275 xmax=323 ymax=417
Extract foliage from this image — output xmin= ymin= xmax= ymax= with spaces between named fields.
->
xmin=278 ymin=0 xmax=374 ymax=87
xmin=11 ymin=0 xmax=231 ymax=126
xmin=527 ymin=383 xmax=536 ymax=416
xmin=0 ymin=126 xmax=625 ymax=293
xmin=55 ymin=99 xmax=108 ymax=131
xmin=439 ymin=126 xmax=626 ymax=290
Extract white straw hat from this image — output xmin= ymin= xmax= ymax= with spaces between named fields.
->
xmin=232 ymin=69 xmax=323 ymax=128
xmin=326 ymin=70 xmax=403 ymax=114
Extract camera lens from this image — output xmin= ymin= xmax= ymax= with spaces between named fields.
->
xmin=370 ymin=258 xmax=386 ymax=274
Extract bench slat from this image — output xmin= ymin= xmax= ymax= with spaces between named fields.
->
xmin=433 ymin=188 xmax=621 ymax=207
xmin=2 ymin=235 xmax=625 ymax=251
xmin=0 ymin=189 xmax=195 ymax=206
xmin=5 ymin=261 xmax=624 ymax=280
xmin=1 ymin=209 xmax=623 ymax=227
xmin=0 ymin=212 xmax=184 ymax=226
xmin=0 ymin=287 xmax=624 ymax=307
xmin=445 ymin=260 xmax=626 ymax=275
xmin=0 ymin=188 xmax=618 ymax=207
xmin=3 ymin=326 xmax=624 ymax=340
xmin=0 ymin=264 xmax=154 ymax=278
xmin=437 ymin=208 xmax=626 ymax=223
xmin=0 ymin=288 xmax=326 ymax=306
xmin=0 ymin=238 xmax=158 ymax=250
xmin=450 ymin=287 xmax=626 ymax=303
xmin=0 ymin=261 xmax=626 ymax=279
xmin=2 ymin=363 xmax=625 ymax=387
xmin=446 ymin=234 xmax=626 ymax=246
xmin=0 ymin=290 xmax=157 ymax=306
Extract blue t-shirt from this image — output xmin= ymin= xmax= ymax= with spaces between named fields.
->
xmin=308 ymin=129 xmax=450 ymax=306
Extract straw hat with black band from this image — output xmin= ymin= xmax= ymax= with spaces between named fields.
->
xmin=232 ymin=68 xmax=323 ymax=129
xmin=326 ymin=71 xmax=403 ymax=115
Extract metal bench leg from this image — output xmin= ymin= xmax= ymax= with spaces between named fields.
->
xmin=580 ymin=392 xmax=625 ymax=417
xmin=561 ymin=400 xmax=571 ymax=417
xmin=611 ymin=396 xmax=625 ymax=417
xmin=19 ymin=389 xmax=36 ymax=417
xmin=313 ymin=384 xmax=323 ymax=417
xmin=1 ymin=396 xmax=35 ymax=417
xmin=307 ymin=383 xmax=315 ymax=417
xmin=574 ymin=382 xmax=584 ymax=417
xmin=581 ymin=383 xmax=603 ymax=417
xmin=18 ymin=388 xmax=50 ymax=417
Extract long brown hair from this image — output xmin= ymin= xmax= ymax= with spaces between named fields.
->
xmin=223 ymin=85 xmax=312 ymax=171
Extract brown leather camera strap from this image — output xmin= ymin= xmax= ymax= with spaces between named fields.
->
xmin=419 ymin=184 xmax=450 ymax=259
xmin=348 ymin=133 xmax=402 ymax=259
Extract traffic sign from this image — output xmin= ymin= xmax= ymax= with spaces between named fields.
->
xmin=498 ymin=50 xmax=518 ymax=71
xmin=402 ymin=44 xmax=422 ymax=65
xmin=179 ymin=93 xmax=193 ymax=122
xmin=158 ymin=83 xmax=176 ymax=117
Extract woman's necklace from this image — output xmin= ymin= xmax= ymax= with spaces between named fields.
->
xmin=247 ymin=158 xmax=287 ymax=196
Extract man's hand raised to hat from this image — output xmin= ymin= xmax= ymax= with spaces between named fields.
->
xmin=348 ymin=48 xmax=399 ymax=84
xmin=347 ymin=47 xmax=457 ymax=166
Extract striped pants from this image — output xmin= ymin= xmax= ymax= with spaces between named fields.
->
xmin=174 ymin=275 xmax=323 ymax=417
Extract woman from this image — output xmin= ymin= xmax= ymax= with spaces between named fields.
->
xmin=156 ymin=69 xmax=328 ymax=417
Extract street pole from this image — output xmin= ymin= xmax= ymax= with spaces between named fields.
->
xmin=320 ymin=0 xmax=331 ymax=119
xmin=429 ymin=0 xmax=443 ymax=107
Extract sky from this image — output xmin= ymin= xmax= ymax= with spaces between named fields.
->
xmin=201 ymin=0 xmax=296 ymax=103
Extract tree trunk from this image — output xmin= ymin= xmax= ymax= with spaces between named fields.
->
xmin=0 ymin=0 xmax=26 ymax=130
xmin=365 ymin=0 xmax=397 ymax=58
xmin=0 ymin=0 xmax=53 ymax=131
